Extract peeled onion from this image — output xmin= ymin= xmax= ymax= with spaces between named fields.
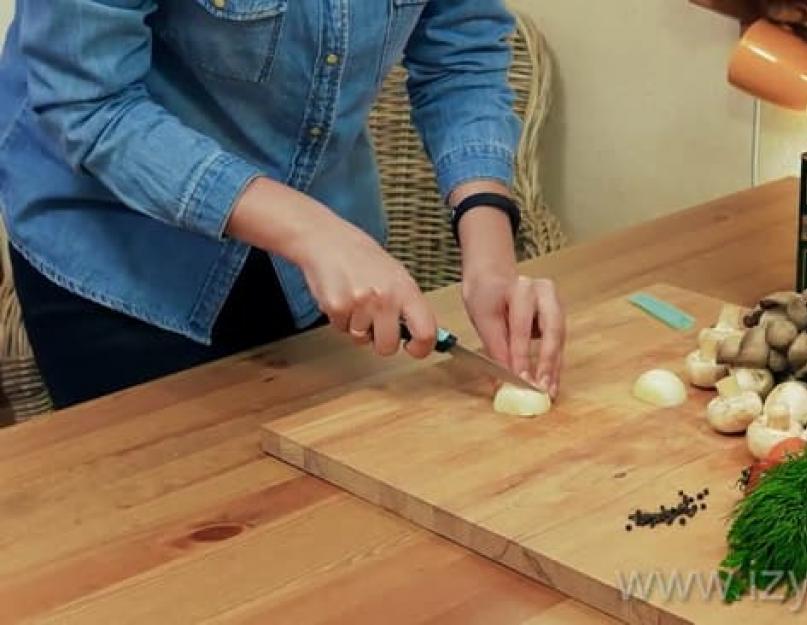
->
xmin=493 ymin=383 xmax=552 ymax=417
xmin=632 ymin=369 xmax=687 ymax=408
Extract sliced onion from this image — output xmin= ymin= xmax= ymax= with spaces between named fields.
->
xmin=632 ymin=369 xmax=687 ymax=408
xmin=493 ymin=383 xmax=552 ymax=417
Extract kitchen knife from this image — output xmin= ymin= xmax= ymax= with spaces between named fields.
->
xmin=400 ymin=324 xmax=543 ymax=393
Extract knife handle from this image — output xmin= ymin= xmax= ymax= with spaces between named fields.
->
xmin=399 ymin=323 xmax=457 ymax=353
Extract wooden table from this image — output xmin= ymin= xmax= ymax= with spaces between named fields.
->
xmin=0 ymin=178 xmax=798 ymax=624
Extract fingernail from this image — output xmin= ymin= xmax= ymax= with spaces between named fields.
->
xmin=549 ymin=383 xmax=559 ymax=399
xmin=538 ymin=375 xmax=550 ymax=392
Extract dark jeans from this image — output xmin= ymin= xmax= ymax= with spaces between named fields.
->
xmin=9 ymin=246 xmax=321 ymax=409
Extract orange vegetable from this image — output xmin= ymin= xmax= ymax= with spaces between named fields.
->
xmin=766 ymin=437 xmax=806 ymax=464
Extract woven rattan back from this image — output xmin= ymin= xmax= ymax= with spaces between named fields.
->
xmin=0 ymin=222 xmax=53 ymax=421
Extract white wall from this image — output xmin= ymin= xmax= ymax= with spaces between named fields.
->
xmin=758 ymin=104 xmax=807 ymax=183
xmin=0 ymin=4 xmax=10 ymax=42
xmin=509 ymin=0 xmax=755 ymax=242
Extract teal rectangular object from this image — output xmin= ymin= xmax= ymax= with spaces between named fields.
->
xmin=628 ymin=293 xmax=695 ymax=331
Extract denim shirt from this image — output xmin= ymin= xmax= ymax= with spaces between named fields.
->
xmin=0 ymin=0 xmax=521 ymax=344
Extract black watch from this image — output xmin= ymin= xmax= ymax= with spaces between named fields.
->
xmin=450 ymin=192 xmax=521 ymax=244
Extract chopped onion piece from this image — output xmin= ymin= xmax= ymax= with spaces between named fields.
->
xmin=493 ymin=383 xmax=552 ymax=417
xmin=632 ymin=369 xmax=687 ymax=408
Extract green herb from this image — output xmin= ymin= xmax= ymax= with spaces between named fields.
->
xmin=720 ymin=453 xmax=807 ymax=603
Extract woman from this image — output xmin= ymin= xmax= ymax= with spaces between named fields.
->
xmin=0 ymin=0 xmax=564 ymax=409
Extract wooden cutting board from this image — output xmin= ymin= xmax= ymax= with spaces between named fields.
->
xmin=261 ymin=285 xmax=803 ymax=624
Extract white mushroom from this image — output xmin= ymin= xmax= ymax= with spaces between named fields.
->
xmin=493 ymin=383 xmax=551 ymax=418
xmin=685 ymin=336 xmax=728 ymax=389
xmin=763 ymin=381 xmax=807 ymax=426
xmin=699 ymin=304 xmax=744 ymax=351
xmin=633 ymin=369 xmax=687 ymax=408
xmin=707 ymin=376 xmax=763 ymax=434
xmin=730 ymin=367 xmax=775 ymax=398
xmin=747 ymin=403 xmax=804 ymax=459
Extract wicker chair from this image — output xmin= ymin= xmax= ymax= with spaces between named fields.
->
xmin=0 ymin=8 xmax=564 ymax=424
xmin=369 ymin=9 xmax=565 ymax=292
xmin=0 ymin=236 xmax=51 ymax=423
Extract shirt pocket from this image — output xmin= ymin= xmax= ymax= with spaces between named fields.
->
xmin=154 ymin=0 xmax=289 ymax=83
xmin=377 ymin=0 xmax=429 ymax=86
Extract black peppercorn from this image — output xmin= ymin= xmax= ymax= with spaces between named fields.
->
xmin=626 ymin=488 xmax=710 ymax=533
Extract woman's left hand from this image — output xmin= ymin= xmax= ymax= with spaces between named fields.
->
xmin=462 ymin=268 xmax=565 ymax=399
xmin=450 ymin=180 xmax=565 ymax=399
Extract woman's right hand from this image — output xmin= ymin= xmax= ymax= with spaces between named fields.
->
xmin=226 ymin=176 xmax=437 ymax=359
xmin=293 ymin=220 xmax=438 ymax=359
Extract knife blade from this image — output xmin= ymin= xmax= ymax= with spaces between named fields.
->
xmin=400 ymin=324 xmax=543 ymax=393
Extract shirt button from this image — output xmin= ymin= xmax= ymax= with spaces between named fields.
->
xmin=309 ymin=126 xmax=323 ymax=138
xmin=325 ymin=53 xmax=340 ymax=66
xmin=212 ymin=0 xmax=226 ymax=8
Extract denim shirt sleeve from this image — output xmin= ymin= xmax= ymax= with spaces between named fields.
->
xmin=402 ymin=0 xmax=523 ymax=200
xmin=19 ymin=0 xmax=263 ymax=239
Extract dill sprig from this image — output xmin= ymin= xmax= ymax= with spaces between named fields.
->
xmin=720 ymin=453 xmax=807 ymax=603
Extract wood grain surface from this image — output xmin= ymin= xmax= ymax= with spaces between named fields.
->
xmin=262 ymin=285 xmax=795 ymax=624
xmin=0 ymin=179 xmax=799 ymax=624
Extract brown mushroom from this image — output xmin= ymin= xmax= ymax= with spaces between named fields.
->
xmin=789 ymin=332 xmax=807 ymax=371
xmin=787 ymin=297 xmax=807 ymax=330
xmin=746 ymin=295 xmax=794 ymax=328
xmin=744 ymin=308 xmax=763 ymax=328
xmin=756 ymin=291 xmax=807 ymax=330
xmin=760 ymin=309 xmax=789 ymax=326
xmin=760 ymin=292 xmax=798 ymax=310
xmin=766 ymin=318 xmax=799 ymax=351
xmin=769 ymin=349 xmax=789 ymax=374
xmin=733 ymin=327 xmax=770 ymax=369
